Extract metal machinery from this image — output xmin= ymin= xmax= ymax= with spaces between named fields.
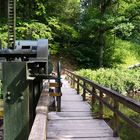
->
xmin=0 ymin=39 xmax=53 ymax=77
xmin=0 ymin=0 xmax=62 ymax=140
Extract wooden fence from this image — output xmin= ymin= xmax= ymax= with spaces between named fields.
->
xmin=65 ymin=69 xmax=140 ymax=137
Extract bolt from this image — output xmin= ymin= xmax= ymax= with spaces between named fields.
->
xmin=7 ymin=92 xmax=11 ymax=95
xmin=19 ymin=96 xmax=24 ymax=101
xmin=7 ymin=96 xmax=11 ymax=100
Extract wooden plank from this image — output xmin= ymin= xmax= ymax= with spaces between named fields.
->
xmin=61 ymin=102 xmax=91 ymax=111
xmin=52 ymin=112 xmax=92 ymax=117
xmin=49 ymin=83 xmax=60 ymax=88
xmin=47 ymin=79 xmax=120 ymax=140
xmin=47 ymin=138 xmax=120 ymax=140
xmin=48 ymin=112 xmax=94 ymax=120
xmin=61 ymin=95 xmax=83 ymax=101
xmin=50 ymin=93 xmax=61 ymax=97
xmin=48 ymin=119 xmax=111 ymax=130
xmin=61 ymin=107 xmax=91 ymax=112
xmin=47 ymin=130 xmax=114 ymax=139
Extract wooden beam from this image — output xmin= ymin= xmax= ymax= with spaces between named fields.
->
xmin=49 ymin=92 xmax=62 ymax=97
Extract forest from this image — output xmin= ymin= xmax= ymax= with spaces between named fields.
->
xmin=0 ymin=0 xmax=140 ymax=140
xmin=0 ymin=0 xmax=139 ymax=68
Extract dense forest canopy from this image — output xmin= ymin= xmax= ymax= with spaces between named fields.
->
xmin=0 ymin=0 xmax=140 ymax=68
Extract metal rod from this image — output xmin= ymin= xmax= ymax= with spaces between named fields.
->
xmin=8 ymin=0 xmax=16 ymax=49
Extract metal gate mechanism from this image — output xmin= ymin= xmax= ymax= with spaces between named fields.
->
xmin=0 ymin=0 xmax=62 ymax=140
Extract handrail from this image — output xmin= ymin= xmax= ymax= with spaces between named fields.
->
xmin=28 ymin=83 xmax=50 ymax=140
xmin=65 ymin=69 xmax=140 ymax=137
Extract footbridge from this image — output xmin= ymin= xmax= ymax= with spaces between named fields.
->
xmin=28 ymin=69 xmax=140 ymax=140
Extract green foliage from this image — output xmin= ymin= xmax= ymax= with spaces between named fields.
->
xmin=16 ymin=20 xmax=52 ymax=40
xmin=78 ymin=0 xmax=140 ymax=67
xmin=0 ymin=20 xmax=53 ymax=48
xmin=0 ymin=21 xmax=8 ymax=48
xmin=92 ymin=102 xmax=140 ymax=140
xmin=103 ymin=37 xmax=140 ymax=67
xmin=1 ymin=0 xmax=140 ymax=68
xmin=68 ymin=45 xmax=99 ymax=68
xmin=0 ymin=17 xmax=79 ymax=55
xmin=66 ymin=35 xmax=140 ymax=68
xmin=76 ymin=68 xmax=140 ymax=95
xmin=119 ymin=120 xmax=140 ymax=140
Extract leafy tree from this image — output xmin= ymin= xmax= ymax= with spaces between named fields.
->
xmin=78 ymin=0 xmax=140 ymax=68
xmin=1 ymin=0 xmax=140 ymax=68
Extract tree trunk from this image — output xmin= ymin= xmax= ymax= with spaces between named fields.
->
xmin=98 ymin=0 xmax=105 ymax=67
xmin=99 ymin=28 xmax=104 ymax=67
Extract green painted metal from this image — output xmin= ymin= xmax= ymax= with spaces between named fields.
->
xmin=56 ymin=61 xmax=61 ymax=112
xmin=29 ymin=79 xmax=42 ymax=129
xmin=3 ymin=62 xmax=29 ymax=140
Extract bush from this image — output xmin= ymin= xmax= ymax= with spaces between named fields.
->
xmin=76 ymin=68 xmax=140 ymax=95
xmin=0 ymin=21 xmax=8 ymax=48
xmin=104 ymin=37 xmax=140 ymax=68
xmin=69 ymin=45 xmax=99 ymax=68
xmin=0 ymin=18 xmax=79 ymax=55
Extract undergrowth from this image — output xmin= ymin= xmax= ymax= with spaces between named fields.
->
xmin=76 ymin=68 xmax=140 ymax=97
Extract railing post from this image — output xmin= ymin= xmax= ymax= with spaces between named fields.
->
xmin=77 ymin=78 xmax=79 ymax=94
xmin=71 ymin=74 xmax=73 ymax=87
xmin=67 ymin=74 xmax=70 ymax=83
xmin=91 ymin=87 xmax=96 ymax=109
xmin=70 ymin=73 xmax=72 ymax=86
xmin=65 ymin=70 xmax=67 ymax=80
xmin=99 ymin=91 xmax=103 ymax=119
xmin=113 ymin=99 xmax=119 ymax=137
xmin=72 ymin=75 xmax=75 ymax=88
xmin=83 ymin=81 xmax=86 ymax=101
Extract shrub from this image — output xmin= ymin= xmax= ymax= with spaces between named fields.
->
xmin=104 ymin=37 xmax=140 ymax=68
xmin=76 ymin=68 xmax=140 ymax=95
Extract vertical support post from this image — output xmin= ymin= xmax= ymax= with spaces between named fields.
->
xmin=56 ymin=61 xmax=61 ymax=112
xmin=56 ymin=76 xmax=61 ymax=112
xmin=29 ymin=80 xmax=35 ymax=129
xmin=99 ymin=91 xmax=103 ymax=119
xmin=67 ymin=75 xmax=69 ymax=83
xmin=65 ymin=70 xmax=67 ymax=80
xmin=3 ymin=62 xmax=29 ymax=140
xmin=71 ymin=75 xmax=73 ymax=87
xmin=91 ymin=87 xmax=96 ymax=109
xmin=77 ymin=78 xmax=79 ymax=94
xmin=68 ymin=74 xmax=70 ymax=84
xmin=83 ymin=81 xmax=86 ymax=101
xmin=70 ymin=74 xmax=72 ymax=86
xmin=113 ymin=99 xmax=119 ymax=137
xmin=66 ymin=72 xmax=68 ymax=82
xmin=72 ymin=75 xmax=75 ymax=88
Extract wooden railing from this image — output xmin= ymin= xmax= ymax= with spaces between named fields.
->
xmin=65 ymin=69 xmax=140 ymax=137
xmin=28 ymin=80 xmax=60 ymax=140
xmin=28 ymin=82 xmax=50 ymax=140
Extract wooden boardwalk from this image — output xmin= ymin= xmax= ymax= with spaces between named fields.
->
xmin=47 ymin=79 xmax=120 ymax=140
